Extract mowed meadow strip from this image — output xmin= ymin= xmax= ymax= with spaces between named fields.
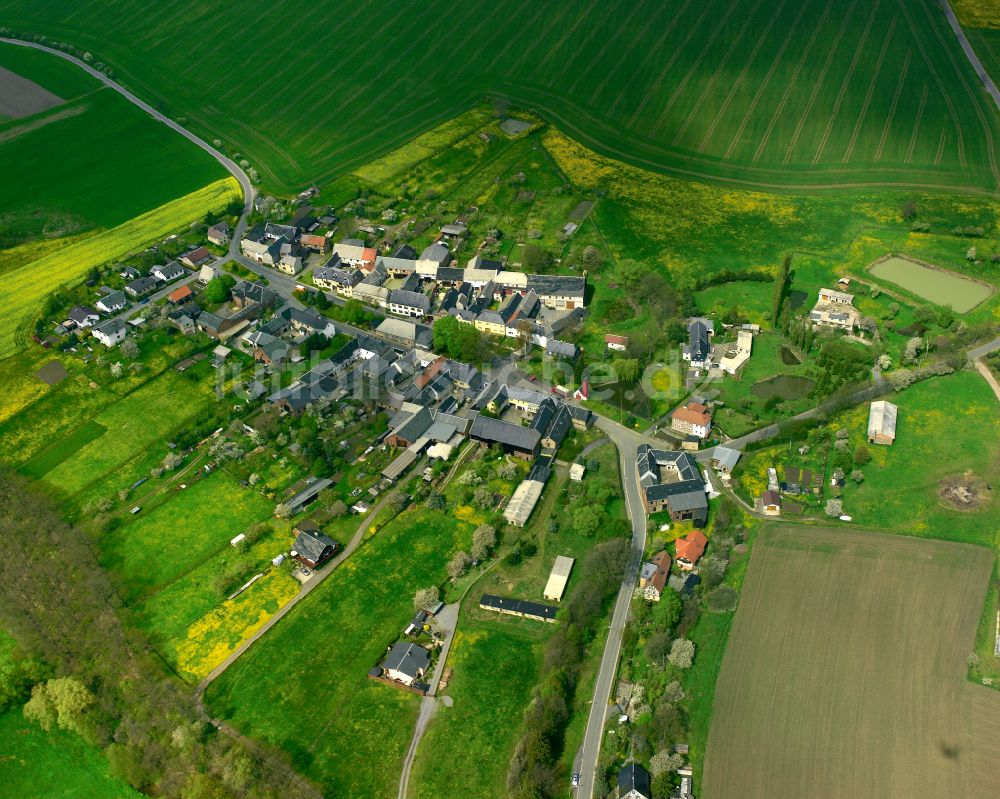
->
xmin=0 ymin=177 xmax=240 ymax=358
xmin=703 ymin=525 xmax=1000 ymax=799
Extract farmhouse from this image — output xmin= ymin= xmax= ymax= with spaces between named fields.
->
xmin=291 ymin=523 xmax=338 ymax=569
xmin=151 ymin=261 xmax=185 ymax=282
xmin=639 ymin=549 xmax=672 ymax=602
xmin=180 ymin=246 xmax=211 ymax=267
xmin=207 ymin=221 xmax=230 ymax=246
xmin=125 ymin=276 xmax=158 ymax=297
xmin=543 ymin=556 xmax=575 ymax=602
xmin=68 ymin=305 xmax=100 ymax=328
xmin=671 ymin=402 xmax=712 ymax=440
xmin=92 ymin=318 xmax=128 ymax=347
xmin=810 ymin=288 xmax=859 ymax=330
xmin=719 ymin=329 xmax=753 ymax=375
xmin=479 ymin=594 xmax=558 ymax=623
xmin=675 ymin=531 xmax=708 ymax=571
xmin=168 ymin=284 xmax=193 ymax=304
xmin=96 ymin=290 xmax=127 ymax=313
xmin=867 ymin=400 xmax=898 ymax=445
xmin=760 ymin=489 xmax=782 ymax=516
xmin=683 ymin=319 xmax=713 ymax=368
xmin=333 ymin=239 xmax=377 ymax=270
xmin=470 ymin=415 xmax=541 ymax=460
xmin=313 ymin=262 xmax=363 ymax=296
xmin=712 ymin=446 xmax=741 ymax=474
xmin=637 ymin=446 xmax=708 ymax=526
xmin=383 ymin=642 xmax=431 ymax=687
xmin=617 ymin=762 xmax=652 ymax=799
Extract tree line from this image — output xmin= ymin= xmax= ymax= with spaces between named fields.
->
xmin=0 ymin=469 xmax=318 ymax=799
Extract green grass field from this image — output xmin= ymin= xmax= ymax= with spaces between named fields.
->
xmin=703 ymin=524 xmax=1000 ymax=799
xmin=0 ymin=42 xmax=226 ymax=235
xmin=206 ymin=507 xmax=477 ymax=798
xmin=101 ymin=470 xmax=273 ymax=602
xmin=0 ymin=711 xmax=142 ymax=799
xmin=40 ymin=370 xmax=216 ymax=496
xmin=2 ymin=0 xmax=997 ymax=193
xmin=19 ymin=418 xmax=107 ymax=478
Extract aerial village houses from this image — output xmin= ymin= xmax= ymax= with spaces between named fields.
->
xmin=636 ymin=445 xmax=709 ymax=526
xmin=683 ymin=319 xmax=713 ymax=368
xmin=671 ymin=401 xmax=713 ymax=440
xmin=719 ymin=328 xmax=753 ymax=375
xmin=382 ymin=642 xmax=431 ymax=687
xmin=810 ymin=287 xmax=860 ymax=330
xmin=639 ymin=549 xmax=672 ymax=602
xmin=290 ymin=521 xmax=338 ymax=569
xmin=207 ymin=221 xmax=230 ymax=246
xmin=675 ymin=530 xmax=708 ymax=571
xmin=760 ymin=489 xmax=782 ymax=516
xmin=92 ymin=318 xmax=129 ymax=347
xmin=96 ymin=290 xmax=127 ymax=314
xmin=867 ymin=400 xmax=898 ymax=445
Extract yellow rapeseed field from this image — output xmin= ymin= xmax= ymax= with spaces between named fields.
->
xmin=174 ymin=570 xmax=299 ymax=681
xmin=953 ymin=0 xmax=1000 ymax=28
xmin=0 ymin=177 xmax=241 ymax=358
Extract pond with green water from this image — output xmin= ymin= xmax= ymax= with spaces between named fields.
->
xmin=868 ymin=256 xmax=993 ymax=313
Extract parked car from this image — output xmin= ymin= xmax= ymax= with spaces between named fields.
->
xmin=572 ymin=773 xmax=580 ymax=787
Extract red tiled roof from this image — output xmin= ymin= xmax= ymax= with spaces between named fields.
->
xmin=605 ymin=334 xmax=629 ymax=345
xmin=672 ymin=407 xmax=711 ymax=427
xmin=675 ymin=531 xmax=708 ymax=564
xmin=168 ymin=284 xmax=193 ymax=302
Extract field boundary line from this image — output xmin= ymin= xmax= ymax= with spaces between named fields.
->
xmin=606 ymin=0 xmax=696 ymax=116
xmin=722 ymin=0 xmax=809 ymax=158
xmin=565 ymin=0 xmax=653 ymax=96
xmin=624 ymin=0 xmax=714 ymax=130
xmin=647 ymin=0 xmax=745 ymax=139
xmin=905 ymin=84 xmax=930 ymax=163
xmin=895 ymin=0 xmax=965 ymax=169
xmin=752 ymin=2 xmax=836 ymax=163
xmin=587 ymin=0 xmax=675 ymax=105
xmin=921 ymin=0 xmax=998 ymax=181
xmin=293 ymin=1 xmax=464 ymax=147
xmin=935 ymin=128 xmax=948 ymax=165
xmin=230 ymin=0 xmax=372 ymax=106
xmin=812 ymin=0 xmax=884 ymax=166
xmin=699 ymin=0 xmax=791 ymax=153
xmin=670 ymin=0 xmax=772 ymax=145
xmin=839 ymin=18 xmax=897 ymax=164
xmin=536 ymin=0 xmax=597 ymax=85
xmin=874 ymin=49 xmax=912 ymax=162
xmin=781 ymin=0 xmax=865 ymax=165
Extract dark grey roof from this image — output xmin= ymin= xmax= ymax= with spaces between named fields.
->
xmin=688 ymin=320 xmax=711 ymax=361
xmin=470 ymin=415 xmax=540 ymax=453
xmin=543 ymin=405 xmax=572 ymax=447
xmin=286 ymin=477 xmax=334 ymax=511
xmin=388 ymin=289 xmax=431 ymax=313
xmin=545 ymin=339 xmax=578 ymax=358
xmin=392 ymin=406 xmax=434 ymax=442
xmin=265 ymin=222 xmax=298 ymax=240
xmin=392 ymin=244 xmax=418 ymax=260
xmin=69 ymin=305 xmax=98 ymax=324
xmin=233 ymin=280 xmax=279 ymax=306
xmin=293 ymin=528 xmax=337 ymax=563
xmin=531 ymin=398 xmax=557 ymax=434
xmin=436 ymin=266 xmax=465 ymax=282
xmin=420 ymin=243 xmax=451 ymax=264
xmin=637 ymin=445 xmax=707 ymax=520
xmin=97 ymin=290 xmax=126 ymax=310
xmin=384 ymin=642 xmax=430 ymax=678
xmin=526 ymin=274 xmax=586 ymax=298
xmin=125 ymin=276 xmax=158 ymax=294
xmin=618 ymin=763 xmax=651 ymax=797
xmin=479 ymin=594 xmax=558 ymax=620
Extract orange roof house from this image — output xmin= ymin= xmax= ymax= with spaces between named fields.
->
xmin=675 ymin=531 xmax=708 ymax=570
xmin=168 ymin=284 xmax=193 ymax=304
